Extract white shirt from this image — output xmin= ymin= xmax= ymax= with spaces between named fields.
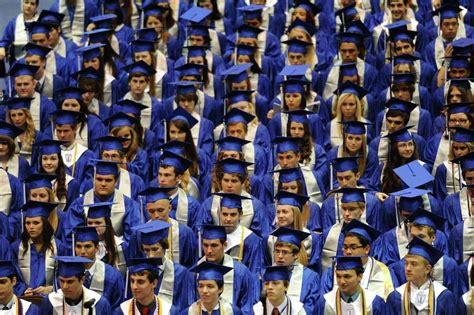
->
xmin=266 ymin=296 xmax=288 ymax=315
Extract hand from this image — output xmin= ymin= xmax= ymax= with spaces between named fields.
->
xmin=267 ymin=109 xmax=274 ymax=120
xmin=32 ymin=286 xmax=53 ymax=295
xmin=86 ymin=23 xmax=96 ymax=32
xmin=23 ymin=288 xmax=34 ymax=296
xmin=432 ymin=0 xmax=441 ymax=9
xmin=375 ymin=192 xmax=389 ymax=202
xmin=445 ymin=44 xmax=453 ymax=59
xmin=0 ymin=47 xmax=6 ymax=61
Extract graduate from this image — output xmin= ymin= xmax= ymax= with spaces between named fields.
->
xmin=262 ymin=137 xmax=327 ymax=207
xmin=73 ymin=226 xmax=124 ymax=309
xmin=149 ymin=149 xmax=202 ymax=227
xmin=49 ymin=0 xmax=101 ymax=45
xmin=386 ymin=237 xmax=455 ymax=315
xmin=100 ymin=1 xmax=135 ymax=45
xmin=80 ymin=136 xmax=145 ymax=200
xmin=128 ymin=220 xmax=197 ymax=311
xmin=35 ymin=139 xmax=80 ymax=212
xmin=253 ymin=265 xmax=306 ymax=315
xmin=320 ymin=219 xmax=394 ymax=300
xmin=316 ymin=256 xmax=387 ymax=314
xmin=197 ymin=224 xmax=256 ymax=315
xmin=50 ymin=109 xmax=95 ymax=183
xmin=74 ymin=67 xmax=112 ymax=120
xmin=65 ymin=159 xmax=141 ymax=243
xmin=175 ymin=41 xmax=224 ymax=79
xmin=457 ymin=265 xmax=474 ymax=315
xmin=6 ymin=63 xmax=56 ymax=133
xmin=11 ymin=201 xmax=65 ymax=297
xmin=39 ymin=256 xmax=112 ymax=314
xmin=23 ymin=43 xmax=66 ymax=101
xmin=0 ymin=260 xmax=39 ymax=314
xmin=184 ymin=261 xmax=243 ymax=315
xmin=0 ymin=0 xmax=39 ymax=61
xmin=198 ymin=158 xmax=270 ymax=237
xmin=268 ymin=226 xmax=320 ymax=313
xmin=116 ymin=257 xmax=177 ymax=315
xmin=136 ymin=186 xmax=198 ymax=268
xmin=0 ymin=121 xmax=31 ymax=182
xmin=388 ymin=209 xmax=459 ymax=299
xmin=376 ymin=188 xmax=449 ymax=266
xmin=214 ymin=192 xmax=264 ymax=274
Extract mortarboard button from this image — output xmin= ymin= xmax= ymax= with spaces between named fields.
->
xmin=394 ymin=160 xmax=434 ymax=188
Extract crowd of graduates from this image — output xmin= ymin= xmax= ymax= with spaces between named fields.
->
xmin=0 ymin=0 xmax=473 ymax=314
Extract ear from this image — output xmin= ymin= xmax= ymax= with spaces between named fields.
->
xmin=355 ymin=171 xmax=361 ymax=180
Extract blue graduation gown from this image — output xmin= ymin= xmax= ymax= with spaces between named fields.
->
xmin=124 ymin=148 xmax=149 ymax=183
xmin=84 ymin=262 xmax=125 ymax=309
xmin=5 ymin=155 xmax=31 ymax=182
xmin=448 ymin=220 xmax=474 ymax=265
xmin=457 ymin=258 xmax=474 ymax=297
xmin=1 ymin=171 xmax=24 ymax=241
xmin=369 ymin=133 xmax=427 ymax=166
xmin=49 ymin=0 xmax=101 ymax=37
xmin=64 ymin=192 xmax=142 ymax=243
xmin=389 ymin=256 xmax=459 ymax=299
xmin=423 ymin=132 xmax=448 ymax=174
xmin=442 ymin=190 xmax=472 ymax=233
xmin=268 ymin=112 xmax=325 ymax=148
xmin=40 ymin=292 xmax=112 ymax=315
xmin=386 ymin=282 xmax=455 ymax=315
xmin=63 ymin=147 xmax=95 ymax=183
xmin=0 ymin=14 xmax=35 ymax=61
xmin=433 ymin=162 xmax=463 ymax=202
xmin=375 ymin=107 xmax=433 ymax=141
xmin=378 ymin=56 xmax=436 ymax=90
xmin=315 ymin=288 xmax=387 ymax=315
xmin=225 ymin=227 xmax=265 ymax=275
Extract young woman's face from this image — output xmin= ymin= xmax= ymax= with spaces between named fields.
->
xmin=87 ymin=217 xmax=107 ymax=237
xmin=115 ymin=128 xmax=132 ymax=149
xmin=169 ymin=123 xmax=187 ymax=142
xmin=292 ymin=7 xmax=308 ymax=22
xmin=146 ymin=15 xmax=163 ymax=34
xmin=397 ymin=140 xmax=415 ymax=159
xmin=452 ymin=142 xmax=470 ymax=159
xmin=61 ymin=99 xmax=81 ymax=112
xmin=9 ymin=109 xmax=27 ymax=128
xmin=83 ymin=58 xmax=100 ymax=71
xmin=41 ymin=154 xmax=59 ymax=174
xmin=345 ymin=133 xmax=363 ymax=154
xmin=25 ymin=216 xmax=44 ymax=239
xmin=276 ymin=205 xmax=294 ymax=227
xmin=284 ymin=92 xmax=302 ymax=110
xmin=340 ymin=95 xmax=357 ymax=119
xmin=30 ymin=188 xmax=50 ymax=203
xmin=289 ymin=122 xmax=305 ymax=138
xmin=134 ymin=52 xmax=153 ymax=65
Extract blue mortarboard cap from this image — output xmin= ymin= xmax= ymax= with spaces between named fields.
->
xmin=236 ymin=44 xmax=257 ymax=56
xmin=335 ymin=256 xmax=364 ymax=270
xmin=186 ymin=45 xmax=207 ymax=57
xmin=446 ymin=101 xmax=473 ymax=114
xmin=434 ymin=3 xmax=462 ymax=20
xmin=172 ymin=81 xmax=202 ymax=94
xmin=159 ymin=140 xmax=192 ymax=155
xmin=54 ymin=256 xmax=93 ymax=277
xmin=384 ymin=125 xmax=414 ymax=142
xmin=22 ymin=201 xmax=56 ymax=218
xmin=385 ymin=98 xmax=417 ymax=113
xmin=72 ymin=67 xmax=100 ymax=81
xmin=84 ymin=28 xmax=113 ymax=44
xmin=451 ymin=151 xmax=474 ymax=170
xmin=275 ymin=190 xmax=309 ymax=208
xmin=190 ymin=261 xmax=232 ymax=282
xmin=271 ymin=226 xmax=309 ymax=248
xmin=449 ymin=55 xmax=470 ymax=69
xmin=332 ymin=156 xmax=359 ymax=173
xmin=97 ymin=135 xmax=125 ymax=152
xmin=281 ymin=79 xmax=306 ymax=94
xmin=295 ymin=0 xmax=321 ymax=15
xmin=131 ymin=40 xmax=155 ymax=53
xmin=272 ymin=167 xmax=302 ymax=183
xmin=74 ymin=226 xmax=99 ymax=243
xmin=0 ymin=261 xmax=18 ymax=278
xmin=346 ymin=20 xmax=371 ymax=37
xmin=167 ymin=106 xmax=199 ymax=129
xmin=238 ymin=4 xmax=264 ymax=20
xmin=58 ymin=87 xmax=83 ymax=102
xmin=216 ymin=158 xmax=252 ymax=175
xmin=0 ymin=121 xmax=23 ymax=138
xmin=391 ymin=188 xmax=430 ymax=212
xmin=338 ymin=187 xmax=367 ymax=203
xmin=76 ymin=43 xmax=105 ymax=61
xmin=237 ymin=24 xmax=264 ymax=39
xmin=451 ymin=127 xmax=474 ymax=142
xmin=92 ymin=159 xmax=120 ymax=176
xmin=139 ymin=186 xmax=175 ymax=203
xmin=103 ymin=0 xmax=121 ymax=11
xmin=287 ymin=110 xmax=314 ymax=124
xmin=393 ymin=54 xmax=420 ymax=66
xmin=201 ymin=224 xmax=227 ymax=240
xmin=389 ymin=28 xmax=417 ymax=42
xmin=283 ymin=38 xmax=312 ymax=54
xmin=334 ymin=81 xmax=368 ymax=99
xmin=392 ymin=72 xmax=416 ymax=84
xmin=180 ymin=6 xmax=211 ymax=23
xmin=336 ymin=32 xmax=364 ymax=45
xmin=34 ymin=139 xmax=66 ymax=155
xmin=449 ymin=78 xmax=472 ymax=90
xmin=216 ymin=136 xmax=249 ymax=152
xmin=85 ymin=202 xmax=113 ymax=218
xmin=288 ymin=18 xmax=316 ymax=37
xmin=188 ymin=24 xmax=210 ymax=37
xmin=136 ymin=28 xmax=158 ymax=41
xmin=8 ymin=63 xmax=38 ymax=77
xmin=273 ymin=136 xmax=301 ymax=153
xmin=226 ymin=90 xmax=254 ymax=104
xmin=175 ymin=63 xmax=204 ymax=78
xmin=279 ymin=64 xmax=309 ymax=77
xmin=214 ymin=192 xmax=250 ymax=209
xmin=116 ymin=99 xmax=148 ymax=116
xmin=394 ymin=160 xmax=434 ymax=188
xmin=143 ymin=4 xmax=166 ymax=17
xmin=138 ymin=221 xmax=170 ymax=245
xmin=160 ymin=150 xmax=192 ymax=174
xmin=91 ymin=14 xmax=117 ymax=29
xmin=342 ymin=219 xmax=380 ymax=243
xmin=262 ymin=265 xmax=291 ymax=281
xmin=451 ymin=38 xmax=474 ymax=55
xmin=409 ymin=208 xmax=445 ymax=231
xmin=2 ymin=97 xmax=33 ymax=111
xmin=224 ymin=108 xmax=255 ymax=125
xmin=124 ymin=60 xmax=156 ymax=76
xmin=52 ymin=110 xmax=82 ymax=125
xmin=386 ymin=20 xmax=410 ymax=31
xmin=339 ymin=121 xmax=371 ymax=135
xmin=23 ymin=43 xmax=51 ymax=59
xmin=38 ymin=10 xmax=65 ymax=26
xmin=103 ymin=112 xmax=138 ymax=129
xmin=127 ymin=257 xmax=162 ymax=274
xmin=335 ymin=4 xmax=358 ymax=18
xmin=407 ymin=237 xmax=443 ymax=265
xmin=26 ymin=22 xmax=50 ymax=35
xmin=24 ymin=173 xmax=55 ymax=190
xmin=223 ymin=63 xmax=252 ymax=83
xmin=339 ymin=63 xmax=358 ymax=77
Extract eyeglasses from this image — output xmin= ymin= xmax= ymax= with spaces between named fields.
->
xmin=273 ymin=249 xmax=293 ymax=256
xmin=342 ymin=245 xmax=365 ymax=251
xmin=449 ymin=118 xmax=469 ymax=124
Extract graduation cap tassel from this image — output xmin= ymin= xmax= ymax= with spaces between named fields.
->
xmin=53 ymin=261 xmax=58 ymax=292
xmin=139 ymin=196 xmax=145 ymax=224
xmin=458 ymin=162 xmax=463 ymax=194
xmin=395 ymin=196 xmax=401 ymax=228
xmin=72 ymin=231 xmax=76 ymax=256
xmin=467 ymin=189 xmax=472 ymax=218
xmin=329 ymin=162 xmax=334 ymax=191
xmin=452 ymin=162 xmax=457 ymax=193
xmin=140 ymin=9 xmax=144 ymax=29
xmin=124 ymin=268 xmax=129 ymax=299
xmin=197 ymin=226 xmax=202 ymax=258
xmin=163 ymin=119 xmax=167 ymax=144
xmin=336 ymin=192 xmax=341 ymax=223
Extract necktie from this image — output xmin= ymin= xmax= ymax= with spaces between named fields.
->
xmin=142 ymin=306 xmax=149 ymax=315
xmin=2 ymin=306 xmax=8 ymax=310
xmin=83 ymin=271 xmax=91 ymax=288
xmin=347 ymin=297 xmax=354 ymax=303
xmin=272 ymin=307 xmax=279 ymax=315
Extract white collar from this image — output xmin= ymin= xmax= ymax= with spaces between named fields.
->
xmin=0 ymin=296 xmax=15 ymax=310
xmin=266 ymin=296 xmax=288 ymax=314
xmin=201 ymin=301 xmax=220 ymax=312
xmin=86 ymin=260 xmax=97 ymax=276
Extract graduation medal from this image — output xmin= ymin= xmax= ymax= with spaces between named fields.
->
xmin=335 ymin=287 xmax=367 ymax=315
xmin=403 ymin=281 xmax=435 ymax=315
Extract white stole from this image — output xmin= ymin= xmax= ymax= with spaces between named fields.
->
xmin=59 ymin=0 xmax=85 ymax=45
xmin=0 ymin=169 xmax=13 ymax=216
xmin=432 ymin=136 xmax=450 ymax=176
xmin=89 ymin=260 xmax=106 ymax=295
xmin=211 ymin=191 xmax=254 ymax=228
xmin=118 ymin=168 xmax=132 ymax=198
xmin=123 ymin=92 xmax=152 ymax=130
xmin=28 ymin=92 xmax=41 ymax=131
xmin=48 ymin=288 xmax=102 ymax=315
xmin=45 ymin=51 xmax=57 ymax=75
xmin=167 ymin=219 xmax=181 ymax=264
xmin=18 ymin=239 xmax=57 ymax=286
xmin=463 ymin=218 xmax=474 ymax=262
xmin=174 ymin=188 xmax=189 ymax=226
xmin=120 ymin=296 xmax=173 ymax=315
xmin=13 ymin=13 xmax=30 ymax=60
xmin=83 ymin=189 xmax=126 ymax=236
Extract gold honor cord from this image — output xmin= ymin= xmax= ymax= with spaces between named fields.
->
xmin=335 ymin=288 xmax=367 ymax=315
xmin=129 ymin=297 xmax=162 ymax=315
xmin=168 ymin=221 xmax=173 ymax=261
xmin=197 ymin=301 xmax=225 ymax=315
xmin=403 ymin=282 xmax=435 ymax=315
xmin=62 ymin=289 xmax=86 ymax=315
xmin=71 ymin=143 xmax=78 ymax=178
xmin=238 ymin=225 xmax=245 ymax=262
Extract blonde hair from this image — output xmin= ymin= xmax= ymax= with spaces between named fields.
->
xmin=8 ymin=109 xmax=36 ymax=153
xmin=448 ymin=141 xmax=474 ymax=160
xmin=334 ymin=93 xmax=366 ymax=137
